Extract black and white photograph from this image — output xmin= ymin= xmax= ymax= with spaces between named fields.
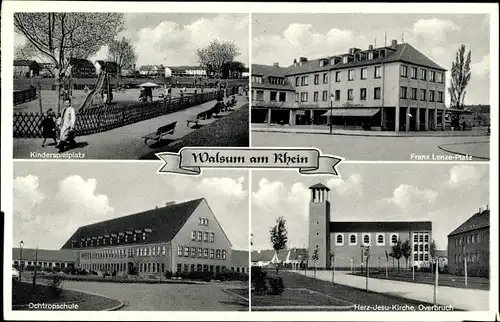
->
xmin=251 ymin=14 xmax=491 ymax=161
xmin=250 ymin=164 xmax=490 ymax=311
xmin=11 ymin=162 xmax=249 ymax=311
xmin=12 ymin=12 xmax=250 ymax=160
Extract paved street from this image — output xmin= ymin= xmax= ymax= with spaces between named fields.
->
xmin=60 ymin=280 xmax=248 ymax=311
xmin=296 ymin=270 xmax=489 ymax=311
xmin=251 ymin=131 xmax=490 ymax=161
xmin=14 ymin=95 xmax=248 ymax=160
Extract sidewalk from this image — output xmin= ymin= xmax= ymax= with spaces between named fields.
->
xmin=14 ymin=96 xmax=247 ymax=160
xmin=295 ymin=270 xmax=489 ymax=311
xmin=252 ymin=124 xmax=489 ymax=138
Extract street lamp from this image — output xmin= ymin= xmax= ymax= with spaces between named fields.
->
xmin=329 ymin=93 xmax=335 ymax=134
xmin=19 ymin=241 xmax=24 ymax=281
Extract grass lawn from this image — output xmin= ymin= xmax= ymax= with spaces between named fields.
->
xmin=140 ymin=103 xmax=249 ymax=158
xmin=225 ymin=287 xmax=250 ymax=300
xmin=12 ymin=281 xmax=121 ymax=311
xmin=250 ymin=270 xmax=443 ymax=311
xmin=350 ymin=270 xmax=490 ymax=290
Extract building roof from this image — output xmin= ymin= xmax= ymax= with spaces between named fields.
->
xmin=69 ymin=58 xmax=95 ymax=68
xmin=256 ymin=42 xmax=446 ymax=78
xmin=287 ymin=248 xmax=308 ymax=261
xmin=231 ymin=249 xmax=249 ymax=267
xmin=251 ymin=249 xmax=288 ymax=262
xmin=139 ymin=65 xmax=164 ymax=71
xmin=330 ymin=221 xmax=432 ymax=233
xmin=14 ymin=59 xmax=38 ymax=67
xmin=169 ymin=66 xmax=206 ymax=71
xmin=251 ymin=64 xmax=295 ymax=91
xmin=61 ymin=198 xmax=204 ymax=249
xmin=309 ymin=183 xmax=330 ymax=190
xmin=448 ymin=209 xmax=490 ymax=237
xmin=435 ymin=249 xmax=448 ymax=258
xmin=12 ymin=248 xmax=77 ymax=263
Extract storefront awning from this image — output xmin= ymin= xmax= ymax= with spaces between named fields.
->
xmin=321 ymin=108 xmax=381 ymax=117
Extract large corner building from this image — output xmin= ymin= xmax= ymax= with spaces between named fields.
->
xmin=308 ymin=183 xmax=433 ymax=269
xmin=252 ymin=40 xmax=450 ymax=132
xmin=60 ymin=198 xmax=248 ymax=276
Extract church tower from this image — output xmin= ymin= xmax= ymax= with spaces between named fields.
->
xmin=308 ymin=183 xmax=331 ymax=269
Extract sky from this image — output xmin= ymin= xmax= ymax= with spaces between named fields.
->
xmin=14 ymin=13 xmax=249 ymax=67
xmin=13 ymin=163 xmax=249 ymax=250
xmin=252 ymin=13 xmax=490 ymax=105
xmin=251 ymin=163 xmax=489 ymax=251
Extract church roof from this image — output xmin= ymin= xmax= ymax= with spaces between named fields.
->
xmin=61 ymin=198 xmax=204 ymax=249
xmin=330 ymin=221 xmax=432 ymax=232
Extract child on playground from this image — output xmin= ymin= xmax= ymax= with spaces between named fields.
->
xmin=39 ymin=108 xmax=58 ymax=148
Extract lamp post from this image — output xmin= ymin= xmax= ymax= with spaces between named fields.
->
xmin=329 ymin=93 xmax=334 ymax=134
xmin=19 ymin=241 xmax=24 ymax=282
xmin=330 ymin=253 xmax=335 ymax=284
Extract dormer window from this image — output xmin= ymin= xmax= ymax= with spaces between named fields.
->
xmin=342 ymin=56 xmax=349 ymax=64
xmin=380 ymin=50 xmax=386 ymax=58
xmin=368 ymin=52 xmax=374 ymax=60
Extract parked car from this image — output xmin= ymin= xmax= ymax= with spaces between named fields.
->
xmin=12 ymin=267 xmax=20 ymax=282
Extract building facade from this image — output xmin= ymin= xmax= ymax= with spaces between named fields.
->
xmin=307 ymin=183 xmax=433 ymax=269
xmin=139 ymin=65 xmax=166 ymax=77
xmin=447 ymin=207 xmax=490 ymax=277
xmin=12 ymin=248 xmax=76 ymax=270
xmin=14 ymin=60 xmax=41 ymax=77
xmin=167 ymin=66 xmax=208 ymax=78
xmin=61 ymin=198 xmax=248 ymax=276
xmin=252 ymin=40 xmax=448 ymax=132
xmin=69 ymin=58 xmax=96 ymax=78
xmin=95 ymin=60 xmax=119 ymax=76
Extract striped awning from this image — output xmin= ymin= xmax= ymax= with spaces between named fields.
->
xmin=321 ymin=108 xmax=381 ymax=117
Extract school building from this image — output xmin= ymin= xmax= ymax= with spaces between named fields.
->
xmin=307 ymin=183 xmax=433 ymax=269
xmin=252 ymin=40 xmax=454 ymax=132
xmin=60 ymin=198 xmax=248 ymax=276
xmin=447 ymin=207 xmax=490 ymax=277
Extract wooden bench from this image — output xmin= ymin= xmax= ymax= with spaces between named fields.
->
xmin=142 ymin=121 xmax=177 ymax=146
xmin=186 ymin=109 xmax=212 ymax=127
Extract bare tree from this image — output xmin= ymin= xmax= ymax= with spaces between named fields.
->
xmin=196 ymin=40 xmax=240 ymax=88
xmin=107 ymin=37 xmax=137 ymax=77
xmin=390 ymin=239 xmax=404 ymax=273
xmin=311 ymin=245 xmax=319 ymax=279
xmin=14 ymin=13 xmax=124 ymax=112
xmin=14 ymin=43 xmax=37 ymax=60
xmin=448 ymin=44 xmax=472 ymax=109
xmin=401 ymin=239 xmax=412 ymax=271
xmin=269 ymin=216 xmax=288 ymax=274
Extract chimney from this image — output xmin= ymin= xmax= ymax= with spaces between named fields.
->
xmin=368 ymin=45 xmax=373 ymax=50
xmin=273 ymin=62 xmax=279 ymax=67
xmin=391 ymin=39 xmax=397 ymax=49
xmin=478 ymin=207 xmax=482 ymax=213
xmin=486 ymin=205 xmax=489 ymax=210
xmin=299 ymin=57 xmax=308 ymax=62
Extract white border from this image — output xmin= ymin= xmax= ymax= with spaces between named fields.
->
xmin=2 ymin=1 xmax=499 ymax=321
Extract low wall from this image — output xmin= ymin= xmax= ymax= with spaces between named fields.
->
xmin=13 ymin=90 xmax=223 ymax=138
xmin=14 ymin=86 xmax=38 ymax=106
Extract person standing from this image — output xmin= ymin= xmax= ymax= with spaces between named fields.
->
xmin=39 ymin=109 xmax=57 ymax=148
xmin=57 ymin=98 xmax=77 ymax=153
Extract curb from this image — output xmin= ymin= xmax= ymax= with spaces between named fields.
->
xmin=251 ymin=305 xmax=355 ymax=311
xmin=62 ymin=287 xmax=125 ymax=311
xmin=252 ymin=128 xmax=489 ymax=138
xmin=437 ymin=141 xmax=490 ymax=161
xmin=222 ymin=287 xmax=249 ymax=303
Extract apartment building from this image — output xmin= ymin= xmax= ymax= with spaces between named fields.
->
xmin=251 ymin=40 xmax=448 ymax=132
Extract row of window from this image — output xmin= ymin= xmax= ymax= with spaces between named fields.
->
xmin=177 ymin=263 xmax=228 ymax=273
xmin=75 ymin=231 xmax=151 ymax=248
xmin=453 ymin=233 xmax=483 ymax=246
xmin=454 ymin=252 xmax=483 ymax=263
xmin=80 ymin=245 xmax=167 ymax=260
xmin=80 ymin=262 xmax=166 ymax=274
xmin=293 ymin=66 xmax=444 ymax=86
xmin=413 ymin=232 xmax=431 ymax=243
xmin=198 ymin=217 xmax=209 ymax=226
xmin=191 ymin=231 xmax=215 ymax=243
xmin=414 ymin=253 xmax=430 ymax=261
xmin=400 ymin=65 xmax=444 ymax=83
xmin=14 ymin=261 xmax=69 ymax=268
xmin=335 ymin=233 xmax=399 ymax=246
xmin=177 ymin=246 xmax=227 ymax=260
xmin=414 ymin=244 xmax=430 ymax=252
xmin=295 ymin=87 xmax=382 ymax=103
xmin=400 ymin=87 xmax=444 ymax=102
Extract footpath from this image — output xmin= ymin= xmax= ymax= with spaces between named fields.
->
xmin=296 ymin=270 xmax=489 ymax=311
xmin=14 ymin=96 xmax=247 ymax=160
xmin=252 ymin=124 xmax=489 ymax=137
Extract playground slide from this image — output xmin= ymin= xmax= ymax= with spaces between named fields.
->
xmin=78 ymin=71 xmax=106 ymax=112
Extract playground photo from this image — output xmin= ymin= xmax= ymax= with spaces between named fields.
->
xmin=12 ymin=12 xmax=250 ymax=159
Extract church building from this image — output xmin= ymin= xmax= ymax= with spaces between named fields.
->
xmin=308 ymin=183 xmax=433 ymax=269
